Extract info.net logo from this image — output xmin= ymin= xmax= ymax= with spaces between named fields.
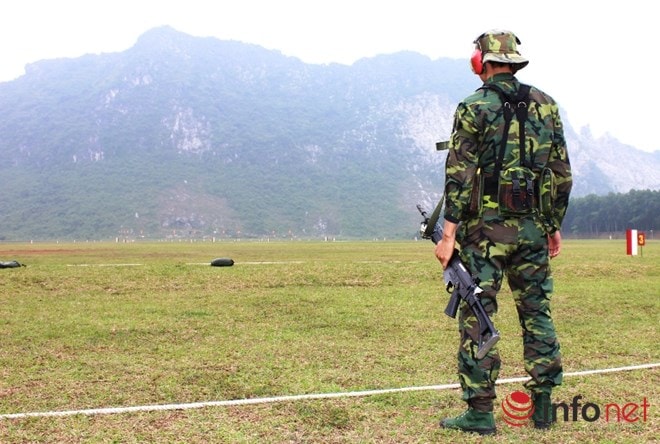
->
xmin=501 ymin=391 xmax=650 ymax=427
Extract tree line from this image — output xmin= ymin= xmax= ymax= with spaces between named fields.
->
xmin=563 ymin=189 xmax=658 ymax=238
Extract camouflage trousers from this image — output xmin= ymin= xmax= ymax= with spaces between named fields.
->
xmin=454 ymin=208 xmax=563 ymax=411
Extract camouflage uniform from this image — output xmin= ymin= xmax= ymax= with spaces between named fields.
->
xmin=442 ymin=31 xmax=572 ymax=413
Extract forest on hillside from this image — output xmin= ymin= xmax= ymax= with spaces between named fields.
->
xmin=563 ymin=189 xmax=658 ymax=238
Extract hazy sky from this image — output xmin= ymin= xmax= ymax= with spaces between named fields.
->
xmin=1 ymin=0 xmax=657 ymax=152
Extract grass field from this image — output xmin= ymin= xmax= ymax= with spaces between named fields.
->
xmin=0 ymin=239 xmax=657 ymax=443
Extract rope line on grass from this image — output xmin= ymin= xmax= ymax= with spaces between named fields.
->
xmin=1 ymin=362 xmax=658 ymax=419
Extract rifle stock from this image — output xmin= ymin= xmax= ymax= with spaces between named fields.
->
xmin=417 ymin=204 xmax=500 ymax=359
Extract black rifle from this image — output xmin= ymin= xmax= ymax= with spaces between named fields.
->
xmin=417 ymin=204 xmax=500 ymax=359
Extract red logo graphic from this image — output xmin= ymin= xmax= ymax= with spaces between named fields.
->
xmin=501 ymin=391 xmax=535 ymax=426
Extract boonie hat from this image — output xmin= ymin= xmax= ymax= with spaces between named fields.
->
xmin=475 ymin=29 xmax=529 ymax=71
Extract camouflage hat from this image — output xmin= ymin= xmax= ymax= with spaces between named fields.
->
xmin=474 ymin=29 xmax=529 ymax=70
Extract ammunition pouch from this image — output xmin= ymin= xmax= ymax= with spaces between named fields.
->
xmin=467 ymin=169 xmax=484 ymax=217
xmin=538 ymin=167 xmax=556 ymax=218
xmin=497 ymin=166 xmax=537 ymax=216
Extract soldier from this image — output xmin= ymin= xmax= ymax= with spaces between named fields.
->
xmin=434 ymin=29 xmax=572 ymax=434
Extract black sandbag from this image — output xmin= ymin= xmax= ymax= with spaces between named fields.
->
xmin=210 ymin=257 xmax=234 ymax=267
xmin=0 ymin=260 xmax=25 ymax=268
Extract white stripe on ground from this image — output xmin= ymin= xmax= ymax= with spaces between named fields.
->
xmin=1 ymin=362 xmax=657 ymax=419
xmin=68 ymin=261 xmax=305 ymax=266
xmin=186 ymin=261 xmax=305 ymax=265
xmin=66 ymin=264 xmax=143 ymax=267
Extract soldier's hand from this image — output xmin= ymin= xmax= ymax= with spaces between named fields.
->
xmin=435 ymin=220 xmax=458 ymax=269
xmin=548 ymin=231 xmax=562 ymax=258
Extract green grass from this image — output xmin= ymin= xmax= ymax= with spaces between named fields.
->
xmin=0 ymin=240 xmax=657 ymax=443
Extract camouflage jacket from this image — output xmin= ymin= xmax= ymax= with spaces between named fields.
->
xmin=444 ymin=73 xmax=572 ymax=233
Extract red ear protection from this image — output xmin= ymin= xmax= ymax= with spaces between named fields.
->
xmin=470 ymin=48 xmax=483 ymax=74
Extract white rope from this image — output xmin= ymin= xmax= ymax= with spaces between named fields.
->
xmin=1 ymin=362 xmax=657 ymax=419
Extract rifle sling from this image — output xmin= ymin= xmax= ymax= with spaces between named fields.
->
xmin=423 ymin=194 xmax=444 ymax=238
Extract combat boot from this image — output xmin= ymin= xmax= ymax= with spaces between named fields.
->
xmin=532 ymin=392 xmax=555 ymax=429
xmin=440 ymin=407 xmax=496 ymax=435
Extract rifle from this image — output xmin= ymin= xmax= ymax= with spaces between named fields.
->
xmin=417 ymin=204 xmax=500 ymax=359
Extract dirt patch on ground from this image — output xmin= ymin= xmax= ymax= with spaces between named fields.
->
xmin=0 ymin=248 xmax=99 ymax=256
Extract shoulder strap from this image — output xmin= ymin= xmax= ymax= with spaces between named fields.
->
xmin=423 ymin=194 xmax=444 ymax=238
xmin=480 ymin=83 xmax=531 ymax=175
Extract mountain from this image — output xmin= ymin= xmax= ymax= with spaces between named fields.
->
xmin=0 ymin=26 xmax=658 ymax=241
